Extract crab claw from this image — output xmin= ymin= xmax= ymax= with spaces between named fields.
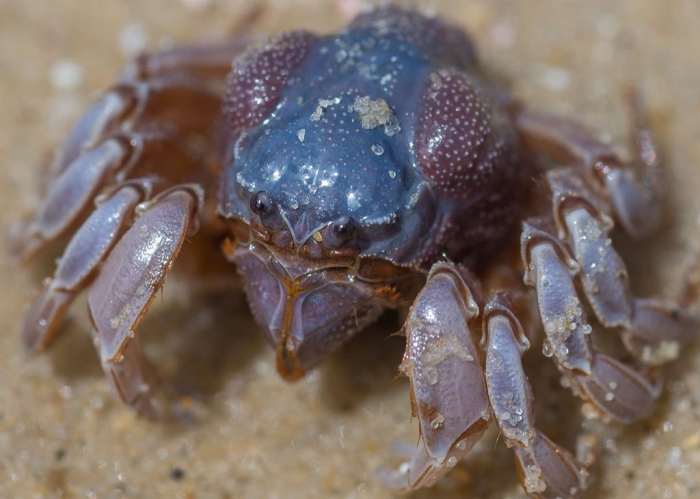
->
xmin=378 ymin=262 xmax=490 ymax=492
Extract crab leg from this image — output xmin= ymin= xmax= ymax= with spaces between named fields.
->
xmin=514 ymin=432 xmax=589 ymax=499
xmin=516 ymin=90 xmax=662 ymax=238
xmin=50 ymin=80 xmax=224 ymax=183
xmin=378 ymin=262 xmax=490 ymax=492
xmin=14 ymin=39 xmax=244 ymax=418
xmin=57 ymin=36 xmax=248 ymax=180
xmin=14 ymin=138 xmax=131 ymax=262
xmin=87 ymin=185 xmax=202 ymax=419
xmin=522 ymin=221 xmax=661 ymax=423
xmin=17 ymin=50 xmax=232 ymax=238
xmin=482 ymin=296 xmax=535 ymax=446
xmin=482 ymin=295 xmax=590 ymax=498
xmin=621 ymin=299 xmax=699 ymax=364
xmin=120 ymin=40 xmax=249 ymax=82
xmin=13 ymin=130 xmax=211 ymax=263
xmin=566 ymin=202 xmax=697 ymax=364
xmin=547 ymin=169 xmax=698 ymax=365
xmin=21 ymin=182 xmax=150 ymax=352
xmin=608 ymin=90 xmax=663 ymax=238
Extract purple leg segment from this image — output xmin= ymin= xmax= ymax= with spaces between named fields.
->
xmin=522 ymin=221 xmax=662 ymax=423
xmin=21 ymin=182 xmax=147 ymax=351
xmin=516 ymin=91 xmax=662 ymax=238
xmin=482 ymin=294 xmax=535 ymax=448
xmin=621 ymin=298 xmax=698 ymax=364
xmin=379 ymin=263 xmax=489 ymax=492
xmin=483 ymin=295 xmax=590 ymax=498
xmin=381 ymin=265 xmax=591 ymax=498
xmin=88 ymin=186 xmax=201 ymax=419
xmin=514 ymin=432 xmax=590 ymax=499
xmin=15 ymin=139 xmax=130 ymax=262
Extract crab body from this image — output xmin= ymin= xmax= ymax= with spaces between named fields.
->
xmin=13 ymin=6 xmax=698 ymax=499
xmin=220 ymin=12 xmax=523 ymax=376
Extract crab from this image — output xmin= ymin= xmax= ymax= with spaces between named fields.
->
xmin=12 ymin=5 xmax=699 ymax=499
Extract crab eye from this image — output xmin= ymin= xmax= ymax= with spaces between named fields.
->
xmin=322 ymin=216 xmax=358 ymax=249
xmin=250 ymin=191 xmax=276 ymax=216
xmin=250 ymin=191 xmax=286 ymax=232
xmin=333 ymin=216 xmax=356 ymax=239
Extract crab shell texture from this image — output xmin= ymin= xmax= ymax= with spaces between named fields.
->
xmin=14 ymin=5 xmax=699 ymax=499
xmin=221 ymin=8 xmax=524 ymax=378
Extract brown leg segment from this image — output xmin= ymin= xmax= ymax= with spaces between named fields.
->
xmin=17 ymin=40 xmax=249 ymax=418
xmin=12 ymin=39 xmax=245 ymax=263
xmin=516 ymin=90 xmax=662 ymax=238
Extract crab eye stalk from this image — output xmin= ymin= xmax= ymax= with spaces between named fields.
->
xmin=250 ymin=191 xmax=285 ymax=231
xmin=322 ymin=215 xmax=357 ymax=248
xmin=250 ymin=191 xmax=276 ymax=216
xmin=333 ymin=216 xmax=356 ymax=239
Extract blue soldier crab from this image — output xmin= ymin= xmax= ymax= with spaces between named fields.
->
xmin=12 ymin=6 xmax=699 ymax=498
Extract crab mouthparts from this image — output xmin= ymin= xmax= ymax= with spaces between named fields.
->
xmin=230 ymin=247 xmax=381 ymax=380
